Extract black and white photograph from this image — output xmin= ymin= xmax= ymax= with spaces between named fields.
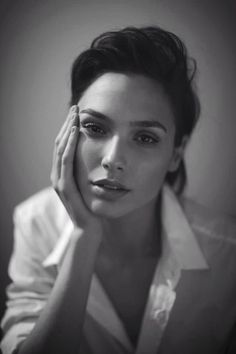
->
xmin=0 ymin=1 xmax=236 ymax=353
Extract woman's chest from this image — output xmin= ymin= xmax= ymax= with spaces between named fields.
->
xmin=95 ymin=256 xmax=158 ymax=346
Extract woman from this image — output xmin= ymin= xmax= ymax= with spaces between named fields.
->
xmin=1 ymin=26 xmax=236 ymax=354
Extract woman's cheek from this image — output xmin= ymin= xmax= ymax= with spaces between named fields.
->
xmin=76 ymin=135 xmax=99 ymax=171
xmin=139 ymin=154 xmax=173 ymax=192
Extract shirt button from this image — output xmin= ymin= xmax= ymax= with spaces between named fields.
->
xmin=152 ymin=309 xmax=168 ymax=326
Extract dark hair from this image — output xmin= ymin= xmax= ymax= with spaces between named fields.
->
xmin=70 ymin=26 xmax=200 ymax=194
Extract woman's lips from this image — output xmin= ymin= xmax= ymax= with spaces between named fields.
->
xmin=92 ymin=179 xmax=129 ymax=190
xmin=90 ymin=179 xmax=130 ymax=200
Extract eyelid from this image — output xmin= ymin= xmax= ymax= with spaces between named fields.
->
xmin=133 ymin=132 xmax=160 ymax=145
xmin=80 ymin=116 xmax=95 ymax=123
xmin=81 ymin=117 xmax=103 ymax=127
xmin=134 ymin=129 xmax=160 ymax=139
xmin=81 ymin=121 xmax=103 ymax=129
xmin=80 ymin=116 xmax=106 ymax=126
xmin=80 ymin=120 xmax=107 ymax=136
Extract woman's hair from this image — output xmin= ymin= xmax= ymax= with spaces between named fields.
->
xmin=70 ymin=26 xmax=200 ymax=194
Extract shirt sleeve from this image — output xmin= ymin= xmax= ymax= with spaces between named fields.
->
xmin=0 ymin=205 xmax=57 ymax=354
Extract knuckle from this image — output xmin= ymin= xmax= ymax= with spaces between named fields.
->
xmin=50 ymin=173 xmax=57 ymax=186
xmin=70 ymin=105 xmax=77 ymax=114
xmin=57 ymin=180 xmax=65 ymax=193
xmin=57 ymin=147 xmax=64 ymax=157
xmin=50 ymin=172 xmax=54 ymax=183
xmin=70 ymin=113 xmax=77 ymax=121
xmin=61 ymin=155 xmax=69 ymax=165
xmin=55 ymin=137 xmax=60 ymax=146
xmin=50 ymin=174 xmax=58 ymax=187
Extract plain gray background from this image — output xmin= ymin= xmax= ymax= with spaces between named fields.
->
xmin=0 ymin=0 xmax=236 ymax=321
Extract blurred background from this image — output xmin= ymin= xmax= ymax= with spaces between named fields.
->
xmin=0 ymin=0 xmax=236 ymax=322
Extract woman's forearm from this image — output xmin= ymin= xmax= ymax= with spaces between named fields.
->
xmin=18 ymin=228 xmax=101 ymax=354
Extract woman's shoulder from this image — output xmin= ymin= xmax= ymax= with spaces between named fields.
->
xmin=181 ymin=196 xmax=236 ymax=241
xmin=180 ymin=195 xmax=236 ymax=266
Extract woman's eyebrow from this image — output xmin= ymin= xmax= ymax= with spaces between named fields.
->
xmin=130 ymin=120 xmax=167 ymax=132
xmin=80 ymin=108 xmax=167 ymax=132
xmin=80 ymin=108 xmax=108 ymax=121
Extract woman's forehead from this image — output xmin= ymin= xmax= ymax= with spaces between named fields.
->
xmin=79 ymin=72 xmax=175 ymax=126
xmin=81 ymin=72 xmax=164 ymax=99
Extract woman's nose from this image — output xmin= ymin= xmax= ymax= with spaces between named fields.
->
xmin=101 ymin=136 xmax=126 ymax=172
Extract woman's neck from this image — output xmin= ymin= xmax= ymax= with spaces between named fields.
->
xmin=100 ymin=196 xmax=162 ymax=261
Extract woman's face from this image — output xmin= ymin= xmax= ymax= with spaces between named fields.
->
xmin=75 ymin=72 xmax=178 ymax=218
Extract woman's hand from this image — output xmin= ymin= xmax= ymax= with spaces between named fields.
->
xmin=18 ymin=106 xmax=102 ymax=354
xmin=50 ymin=105 xmax=102 ymax=240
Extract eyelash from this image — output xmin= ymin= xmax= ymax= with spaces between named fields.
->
xmin=81 ymin=122 xmax=106 ymax=136
xmin=81 ymin=122 xmax=160 ymax=146
xmin=134 ymin=133 xmax=159 ymax=145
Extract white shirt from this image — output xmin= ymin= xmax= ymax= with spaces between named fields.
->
xmin=2 ymin=185 xmax=236 ymax=354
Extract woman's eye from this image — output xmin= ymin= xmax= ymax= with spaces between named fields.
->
xmin=82 ymin=122 xmax=106 ymax=136
xmin=135 ymin=133 xmax=159 ymax=145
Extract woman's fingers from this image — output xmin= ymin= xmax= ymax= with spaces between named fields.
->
xmin=51 ymin=106 xmax=89 ymax=226
xmin=51 ymin=106 xmax=74 ymax=183
xmin=55 ymin=112 xmax=78 ymax=180
xmin=51 ymin=105 xmax=78 ymax=184
xmin=51 ymin=106 xmax=102 ymax=234
xmin=60 ymin=119 xmax=90 ymax=225
xmin=56 ymin=105 xmax=78 ymax=143
xmin=60 ymin=125 xmax=79 ymax=188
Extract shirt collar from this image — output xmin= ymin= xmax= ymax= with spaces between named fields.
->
xmin=43 ymin=185 xmax=208 ymax=270
xmin=161 ymin=185 xmax=208 ymax=270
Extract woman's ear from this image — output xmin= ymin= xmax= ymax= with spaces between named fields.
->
xmin=168 ymin=135 xmax=189 ymax=173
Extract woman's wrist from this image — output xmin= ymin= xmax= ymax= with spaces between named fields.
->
xmin=70 ymin=224 xmax=102 ymax=252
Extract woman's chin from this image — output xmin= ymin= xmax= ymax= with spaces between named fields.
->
xmin=88 ymin=199 xmax=128 ymax=219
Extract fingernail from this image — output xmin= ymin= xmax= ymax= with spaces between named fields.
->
xmin=71 ymin=105 xmax=77 ymax=113
xmin=71 ymin=126 xmax=76 ymax=133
